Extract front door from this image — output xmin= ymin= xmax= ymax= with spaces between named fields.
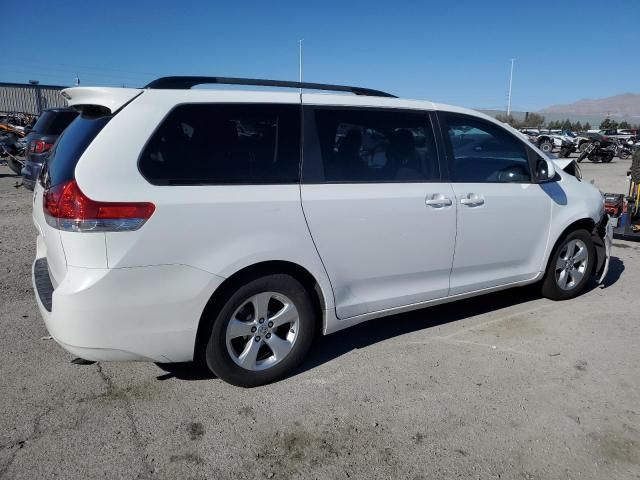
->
xmin=300 ymin=100 xmax=457 ymax=319
xmin=438 ymin=112 xmax=552 ymax=295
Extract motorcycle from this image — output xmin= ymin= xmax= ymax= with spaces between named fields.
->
xmin=0 ymin=132 xmax=27 ymax=175
xmin=614 ymin=142 xmax=633 ymax=160
xmin=576 ymin=139 xmax=615 ymax=163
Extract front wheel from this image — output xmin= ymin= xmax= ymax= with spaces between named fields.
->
xmin=205 ymin=274 xmax=316 ymax=387
xmin=541 ymin=230 xmax=594 ymax=300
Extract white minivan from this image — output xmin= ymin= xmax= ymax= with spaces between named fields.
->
xmin=32 ymin=77 xmax=612 ymax=386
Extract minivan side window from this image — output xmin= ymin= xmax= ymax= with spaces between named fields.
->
xmin=440 ymin=113 xmax=531 ymax=183
xmin=307 ymin=108 xmax=439 ymax=183
xmin=139 ymin=104 xmax=300 ymax=185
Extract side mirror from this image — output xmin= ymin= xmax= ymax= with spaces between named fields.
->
xmin=535 ymin=156 xmax=556 ymax=183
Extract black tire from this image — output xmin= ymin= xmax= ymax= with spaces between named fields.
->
xmin=603 ymin=153 xmax=614 ymax=163
xmin=539 ymin=140 xmax=553 ymax=153
xmin=560 ymin=147 xmax=572 ymax=158
xmin=204 ymin=274 xmax=316 ymax=387
xmin=541 ymin=229 xmax=594 ymax=300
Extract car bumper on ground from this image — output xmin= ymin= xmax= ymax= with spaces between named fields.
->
xmin=593 ymin=214 xmax=613 ymax=283
xmin=32 ymin=255 xmax=225 ymax=363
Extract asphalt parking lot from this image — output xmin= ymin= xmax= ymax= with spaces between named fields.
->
xmin=0 ymin=156 xmax=639 ymax=480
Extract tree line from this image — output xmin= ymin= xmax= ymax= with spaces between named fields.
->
xmin=494 ymin=113 xmax=640 ymax=132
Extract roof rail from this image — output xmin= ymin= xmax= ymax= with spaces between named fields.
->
xmin=143 ymin=76 xmax=396 ymax=98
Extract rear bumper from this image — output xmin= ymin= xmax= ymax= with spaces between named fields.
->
xmin=32 ymin=258 xmax=225 ymax=362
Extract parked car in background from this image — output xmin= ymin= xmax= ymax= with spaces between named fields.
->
xmin=32 ymin=77 xmax=612 ymax=387
xmin=21 ymin=108 xmax=78 ymax=190
xmin=560 ymin=131 xmax=591 ymax=153
xmin=598 ymin=129 xmax=635 ymax=142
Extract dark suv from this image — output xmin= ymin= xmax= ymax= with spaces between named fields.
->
xmin=21 ymin=108 xmax=78 ymax=190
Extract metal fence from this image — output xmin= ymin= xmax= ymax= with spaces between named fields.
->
xmin=0 ymin=82 xmax=68 ymax=115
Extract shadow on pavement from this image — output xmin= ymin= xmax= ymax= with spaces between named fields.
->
xmin=155 ymin=256 xmax=624 ymax=382
xmin=155 ymin=361 xmax=216 ymax=381
xmin=599 ymin=256 xmax=624 ymax=289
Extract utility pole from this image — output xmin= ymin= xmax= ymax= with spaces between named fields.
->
xmin=298 ymin=39 xmax=303 ymax=94
xmin=507 ymin=58 xmax=514 ymax=117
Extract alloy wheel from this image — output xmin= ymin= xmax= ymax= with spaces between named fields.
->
xmin=225 ymin=292 xmax=300 ymax=371
xmin=555 ymin=239 xmax=589 ymax=291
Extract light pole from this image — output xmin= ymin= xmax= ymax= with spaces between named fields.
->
xmin=507 ymin=58 xmax=514 ymax=117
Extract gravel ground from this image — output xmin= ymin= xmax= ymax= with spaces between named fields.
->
xmin=0 ymin=158 xmax=639 ymax=480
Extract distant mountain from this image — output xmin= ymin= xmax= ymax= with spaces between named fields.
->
xmin=540 ymin=93 xmax=640 ymax=117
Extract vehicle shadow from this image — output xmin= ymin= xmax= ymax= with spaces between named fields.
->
xmin=155 ymin=361 xmax=216 ymax=381
xmin=297 ymin=286 xmax=541 ymax=376
xmin=155 ymin=256 xmax=624 ymax=383
xmin=298 ymin=257 xmax=625 ymax=376
xmin=598 ymin=255 xmax=624 ymax=289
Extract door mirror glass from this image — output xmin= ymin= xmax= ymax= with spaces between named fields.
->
xmin=535 ymin=156 xmax=556 ymax=182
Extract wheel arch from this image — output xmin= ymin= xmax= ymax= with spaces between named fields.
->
xmin=193 ymin=260 xmax=327 ymax=363
xmin=543 ymin=217 xmax=599 ymax=276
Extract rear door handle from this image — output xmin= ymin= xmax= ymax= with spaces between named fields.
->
xmin=460 ymin=194 xmax=485 ymax=206
xmin=426 ymin=195 xmax=453 ymax=208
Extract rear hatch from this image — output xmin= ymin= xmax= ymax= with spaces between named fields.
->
xmin=33 ymin=115 xmax=113 ymax=286
xmin=33 ymin=87 xmax=142 ymax=287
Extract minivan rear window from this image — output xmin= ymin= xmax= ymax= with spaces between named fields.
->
xmin=43 ymin=115 xmax=111 ymax=187
xmin=32 ymin=110 xmax=79 ymax=135
xmin=138 ymin=103 xmax=301 ymax=185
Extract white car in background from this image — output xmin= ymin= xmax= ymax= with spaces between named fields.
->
xmin=32 ymin=77 xmax=612 ymax=386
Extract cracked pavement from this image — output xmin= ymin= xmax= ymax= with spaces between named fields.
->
xmin=0 ymin=158 xmax=639 ymax=479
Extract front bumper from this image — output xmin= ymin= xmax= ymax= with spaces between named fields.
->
xmin=593 ymin=214 xmax=613 ymax=283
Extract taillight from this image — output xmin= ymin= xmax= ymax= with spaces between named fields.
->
xmin=31 ymin=140 xmax=53 ymax=154
xmin=43 ymin=180 xmax=155 ymax=232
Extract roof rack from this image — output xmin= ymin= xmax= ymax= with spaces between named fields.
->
xmin=143 ymin=76 xmax=397 ymax=98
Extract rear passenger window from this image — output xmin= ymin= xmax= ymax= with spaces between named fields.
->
xmin=139 ymin=104 xmax=300 ymax=185
xmin=309 ymin=108 xmax=438 ymax=182
xmin=441 ymin=113 xmax=531 ymax=183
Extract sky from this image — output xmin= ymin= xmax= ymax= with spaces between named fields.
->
xmin=2 ymin=0 xmax=639 ymax=112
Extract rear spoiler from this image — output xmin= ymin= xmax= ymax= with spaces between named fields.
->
xmin=60 ymin=87 xmax=143 ymax=114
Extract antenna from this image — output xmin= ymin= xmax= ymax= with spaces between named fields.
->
xmin=298 ymin=39 xmax=304 ymax=94
xmin=506 ymin=59 xmax=514 ymax=116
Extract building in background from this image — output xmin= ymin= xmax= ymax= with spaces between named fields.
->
xmin=0 ymin=82 xmax=68 ymax=115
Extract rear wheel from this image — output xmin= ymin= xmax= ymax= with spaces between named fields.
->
xmin=204 ymin=274 xmax=316 ymax=387
xmin=541 ymin=230 xmax=594 ymax=300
